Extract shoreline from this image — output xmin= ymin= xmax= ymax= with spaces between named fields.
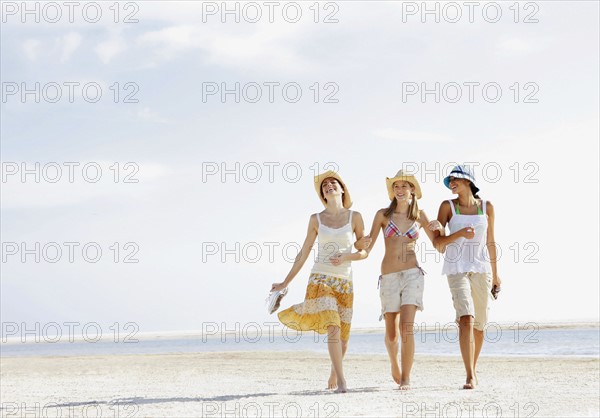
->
xmin=2 ymin=321 xmax=598 ymax=345
xmin=1 ymin=350 xmax=599 ymax=360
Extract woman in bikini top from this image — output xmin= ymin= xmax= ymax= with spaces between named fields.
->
xmin=356 ymin=172 xmax=442 ymax=277
xmin=383 ymin=217 xmax=420 ymax=240
xmin=354 ymin=170 xmax=444 ymax=390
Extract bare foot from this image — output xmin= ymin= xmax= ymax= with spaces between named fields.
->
xmin=463 ymin=377 xmax=476 ymax=390
xmin=334 ymin=379 xmax=347 ymax=393
xmin=328 ymin=368 xmax=337 ymax=390
xmin=391 ymin=361 xmax=401 ymax=384
xmin=399 ymin=380 xmax=411 ymax=390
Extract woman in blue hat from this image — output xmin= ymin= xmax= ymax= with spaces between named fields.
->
xmin=433 ymin=165 xmax=502 ymax=390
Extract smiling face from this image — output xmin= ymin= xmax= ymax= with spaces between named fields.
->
xmin=392 ymin=180 xmax=414 ymax=202
xmin=321 ymin=177 xmax=344 ymax=202
xmin=448 ymin=176 xmax=471 ymax=195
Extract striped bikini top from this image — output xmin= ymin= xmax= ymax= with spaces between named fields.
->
xmin=384 ymin=217 xmax=420 ymax=239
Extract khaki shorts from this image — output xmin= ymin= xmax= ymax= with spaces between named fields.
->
xmin=447 ymin=272 xmax=493 ymax=331
xmin=379 ymin=267 xmax=425 ymax=320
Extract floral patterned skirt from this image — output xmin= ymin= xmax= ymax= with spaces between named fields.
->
xmin=278 ymin=273 xmax=354 ymax=341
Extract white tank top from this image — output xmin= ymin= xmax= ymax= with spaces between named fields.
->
xmin=310 ymin=211 xmax=354 ymax=279
xmin=441 ymin=200 xmax=492 ymax=275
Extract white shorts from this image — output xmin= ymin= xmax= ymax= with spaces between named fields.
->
xmin=379 ymin=267 xmax=425 ymax=320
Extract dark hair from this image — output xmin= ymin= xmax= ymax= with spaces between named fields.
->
xmin=320 ymin=177 xmax=346 ymax=204
xmin=384 ymin=182 xmax=419 ymax=221
xmin=452 ymin=176 xmax=480 ymax=199
xmin=469 ymin=183 xmax=481 ymax=199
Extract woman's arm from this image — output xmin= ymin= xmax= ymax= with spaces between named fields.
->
xmin=364 ymin=210 xmax=385 ymax=257
xmin=354 ymin=209 xmax=385 ymax=254
xmin=352 ymin=211 xmax=368 ymax=261
xmin=486 ymin=201 xmax=501 ymax=289
xmin=432 ymin=201 xmax=474 ymax=253
xmin=417 ymin=210 xmax=444 ymax=245
xmin=271 ymin=215 xmax=318 ymax=291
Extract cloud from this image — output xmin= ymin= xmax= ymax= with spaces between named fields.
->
xmin=497 ymin=38 xmax=536 ymax=54
xmin=373 ymin=129 xmax=453 ymax=142
xmin=23 ymin=39 xmax=41 ymax=61
xmin=22 ymin=33 xmax=81 ymax=63
xmin=58 ymin=32 xmax=82 ymax=63
xmin=95 ymin=35 xmax=126 ymax=64
xmin=137 ymin=107 xmax=171 ymax=124
xmin=136 ymin=23 xmax=315 ymax=74
xmin=138 ymin=25 xmax=198 ymax=50
xmin=1 ymin=162 xmax=169 ymax=209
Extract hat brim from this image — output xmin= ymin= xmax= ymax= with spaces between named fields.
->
xmin=386 ymin=175 xmax=422 ymax=200
xmin=314 ymin=171 xmax=353 ymax=209
xmin=444 ymin=174 xmax=480 ymax=195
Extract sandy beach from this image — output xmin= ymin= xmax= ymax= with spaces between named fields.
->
xmin=1 ymin=351 xmax=598 ymax=417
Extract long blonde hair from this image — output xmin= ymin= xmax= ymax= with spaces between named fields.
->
xmin=384 ymin=184 xmax=419 ymax=221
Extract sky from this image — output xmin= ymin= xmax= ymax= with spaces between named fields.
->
xmin=1 ymin=1 xmax=599 ymax=339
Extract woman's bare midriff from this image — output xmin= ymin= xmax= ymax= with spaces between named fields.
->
xmin=381 ymin=237 xmax=419 ymax=275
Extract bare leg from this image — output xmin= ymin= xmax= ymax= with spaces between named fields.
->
xmin=473 ymin=328 xmax=484 ymax=384
xmin=458 ymin=315 xmax=476 ymax=389
xmin=383 ymin=312 xmax=401 ymax=384
xmin=399 ymin=304 xmax=417 ymax=390
xmin=328 ymin=339 xmax=348 ymax=389
xmin=327 ymin=325 xmax=346 ymax=393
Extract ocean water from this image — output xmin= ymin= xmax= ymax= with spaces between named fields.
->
xmin=1 ymin=327 xmax=599 ymax=358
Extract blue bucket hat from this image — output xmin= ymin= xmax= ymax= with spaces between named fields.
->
xmin=443 ymin=165 xmax=480 ymax=195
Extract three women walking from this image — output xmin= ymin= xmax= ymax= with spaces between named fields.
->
xmin=271 ymin=165 xmax=501 ymax=392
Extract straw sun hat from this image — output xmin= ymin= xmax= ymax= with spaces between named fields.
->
xmin=385 ymin=170 xmax=422 ymax=200
xmin=313 ymin=170 xmax=353 ymax=209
